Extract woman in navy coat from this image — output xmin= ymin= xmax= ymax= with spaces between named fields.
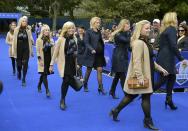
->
xmin=155 ymin=12 xmax=185 ymax=110
xmin=82 ymin=17 xmax=106 ymax=94
xmin=109 ymin=19 xmax=131 ymax=99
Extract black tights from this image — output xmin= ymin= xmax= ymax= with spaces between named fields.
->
xmin=16 ymin=59 xmax=29 ymax=81
xmin=84 ymin=67 xmax=103 ymax=86
xmin=110 ymin=72 xmax=126 ymax=93
xmin=61 ymin=75 xmax=75 ymax=100
xmin=115 ymin=93 xmax=151 ymax=118
xmin=154 ymin=73 xmax=176 ymax=97
xmin=10 ymin=57 xmax=16 ymax=72
xmin=38 ymin=74 xmax=48 ymax=90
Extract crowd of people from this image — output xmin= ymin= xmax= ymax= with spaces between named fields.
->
xmin=4 ymin=12 xmax=188 ymax=130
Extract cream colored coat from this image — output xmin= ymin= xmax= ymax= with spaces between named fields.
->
xmin=6 ymin=32 xmax=14 ymax=57
xmin=124 ymin=40 xmax=163 ymax=94
xmin=50 ymin=36 xmax=78 ymax=78
xmin=12 ymin=27 xmax=33 ymax=58
xmin=36 ymin=37 xmax=54 ymax=73
xmin=50 ymin=37 xmax=66 ymax=78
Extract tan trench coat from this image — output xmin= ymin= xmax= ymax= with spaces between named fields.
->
xmin=36 ymin=37 xmax=54 ymax=73
xmin=12 ymin=27 xmax=33 ymax=58
xmin=124 ymin=40 xmax=163 ymax=94
xmin=6 ymin=32 xmax=14 ymax=57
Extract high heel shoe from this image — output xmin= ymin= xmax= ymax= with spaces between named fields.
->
xmin=165 ymin=96 xmax=177 ymax=110
xmin=109 ymin=91 xmax=119 ymax=99
xmin=38 ymin=86 xmax=42 ymax=93
xmin=83 ymin=83 xmax=89 ymax=92
xmin=109 ymin=109 xmax=119 ymax=122
xmin=46 ymin=89 xmax=51 ymax=97
xmin=60 ymin=99 xmax=67 ymax=110
xmin=98 ymin=84 xmax=107 ymax=95
xmin=144 ymin=117 xmax=159 ymax=130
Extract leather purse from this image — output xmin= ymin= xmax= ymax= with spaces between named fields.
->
xmin=70 ymin=76 xmax=83 ymax=91
xmin=127 ymin=77 xmax=149 ymax=89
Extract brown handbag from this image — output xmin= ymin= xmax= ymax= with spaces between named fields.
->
xmin=127 ymin=47 xmax=149 ymax=89
xmin=127 ymin=77 xmax=149 ymax=89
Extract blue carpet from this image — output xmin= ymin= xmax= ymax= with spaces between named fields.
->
xmin=0 ymin=36 xmax=188 ymax=131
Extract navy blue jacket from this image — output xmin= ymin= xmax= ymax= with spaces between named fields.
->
xmin=111 ymin=31 xmax=130 ymax=72
xmin=177 ymin=36 xmax=188 ymax=51
xmin=83 ymin=29 xmax=106 ymax=67
xmin=157 ymin=26 xmax=184 ymax=74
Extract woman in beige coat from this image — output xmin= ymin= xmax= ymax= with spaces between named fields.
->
xmin=36 ymin=25 xmax=54 ymax=97
xmin=12 ymin=16 xmax=33 ymax=86
xmin=49 ymin=21 xmax=78 ymax=110
xmin=109 ymin=20 xmax=168 ymax=130
xmin=6 ymin=21 xmax=17 ymax=75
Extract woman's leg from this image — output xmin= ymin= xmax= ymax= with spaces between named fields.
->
xmin=10 ymin=57 xmax=16 ymax=75
xmin=165 ymin=74 xmax=177 ymax=110
xmin=37 ymin=74 xmax=43 ymax=92
xmin=97 ymin=67 xmax=106 ymax=95
xmin=109 ymin=73 xmax=120 ymax=99
xmin=110 ymin=94 xmax=138 ymax=121
xmin=16 ymin=59 xmax=22 ymax=80
xmin=60 ymin=75 xmax=70 ymax=110
xmin=42 ymin=74 xmax=50 ymax=97
xmin=83 ymin=67 xmax=92 ymax=92
xmin=142 ymin=94 xmax=158 ymax=130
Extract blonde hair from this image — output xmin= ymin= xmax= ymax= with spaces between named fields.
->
xmin=109 ymin=19 xmax=130 ymax=41
xmin=38 ymin=24 xmax=50 ymax=39
xmin=160 ymin=12 xmax=177 ymax=33
xmin=90 ymin=17 xmax=101 ymax=29
xmin=17 ymin=16 xmax=28 ymax=28
xmin=131 ymin=20 xmax=150 ymax=44
xmin=60 ymin=21 xmax=75 ymax=37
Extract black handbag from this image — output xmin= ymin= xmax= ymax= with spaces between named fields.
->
xmin=70 ymin=76 xmax=83 ymax=91
xmin=69 ymin=43 xmax=83 ymax=92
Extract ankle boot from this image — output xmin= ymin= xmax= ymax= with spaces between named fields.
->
xmin=144 ymin=117 xmax=159 ymax=130
xmin=109 ymin=108 xmax=120 ymax=121
xmin=46 ymin=89 xmax=51 ymax=97
xmin=60 ymin=99 xmax=66 ymax=110
xmin=98 ymin=84 xmax=107 ymax=95
xmin=84 ymin=82 xmax=89 ymax=92
xmin=165 ymin=95 xmax=177 ymax=110
xmin=109 ymin=91 xmax=119 ymax=99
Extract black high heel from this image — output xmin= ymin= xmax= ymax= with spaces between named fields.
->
xmin=98 ymin=84 xmax=107 ymax=95
xmin=144 ymin=118 xmax=159 ymax=130
xmin=46 ymin=89 xmax=51 ymax=97
xmin=60 ymin=99 xmax=67 ymax=110
xmin=165 ymin=96 xmax=177 ymax=110
xmin=109 ymin=109 xmax=119 ymax=122
xmin=109 ymin=91 xmax=119 ymax=99
xmin=83 ymin=83 xmax=89 ymax=92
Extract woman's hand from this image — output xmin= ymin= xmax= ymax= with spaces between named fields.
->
xmin=38 ymin=59 xmax=43 ymax=66
xmin=138 ymin=79 xmax=144 ymax=85
xmin=91 ymin=50 xmax=96 ymax=54
xmin=49 ymin=65 xmax=53 ymax=73
xmin=161 ymin=68 xmax=169 ymax=76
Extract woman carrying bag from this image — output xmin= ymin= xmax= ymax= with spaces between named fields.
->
xmin=109 ymin=20 xmax=168 ymax=130
xmin=49 ymin=21 xmax=82 ymax=111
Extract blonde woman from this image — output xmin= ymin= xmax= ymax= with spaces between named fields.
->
xmin=110 ymin=20 xmax=168 ymax=130
xmin=155 ymin=12 xmax=185 ymax=110
xmin=12 ymin=16 xmax=33 ymax=86
xmin=36 ymin=25 xmax=54 ymax=97
xmin=82 ymin=17 xmax=106 ymax=94
xmin=6 ymin=21 xmax=17 ymax=75
xmin=109 ymin=19 xmax=131 ymax=99
xmin=49 ymin=21 xmax=78 ymax=110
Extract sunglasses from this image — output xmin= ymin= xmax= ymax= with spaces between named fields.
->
xmin=179 ymin=30 xmax=185 ymax=32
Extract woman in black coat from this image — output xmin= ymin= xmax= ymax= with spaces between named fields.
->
xmin=109 ymin=19 xmax=131 ymax=99
xmin=76 ymin=26 xmax=85 ymax=80
xmin=83 ymin=17 xmax=106 ymax=94
xmin=155 ymin=12 xmax=185 ymax=110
